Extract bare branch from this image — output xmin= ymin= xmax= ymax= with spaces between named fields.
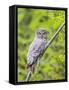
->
xmin=25 ymin=71 xmax=32 ymax=81
xmin=45 ymin=22 xmax=65 ymax=50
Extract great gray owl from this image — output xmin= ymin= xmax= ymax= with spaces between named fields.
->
xmin=27 ymin=28 xmax=48 ymax=73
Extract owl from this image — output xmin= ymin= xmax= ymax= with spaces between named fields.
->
xmin=27 ymin=28 xmax=48 ymax=73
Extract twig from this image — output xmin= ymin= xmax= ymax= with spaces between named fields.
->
xmin=25 ymin=22 xmax=65 ymax=81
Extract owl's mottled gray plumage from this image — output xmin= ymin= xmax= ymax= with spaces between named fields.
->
xmin=27 ymin=28 xmax=48 ymax=72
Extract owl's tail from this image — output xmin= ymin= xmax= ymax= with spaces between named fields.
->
xmin=26 ymin=64 xmax=36 ymax=81
xmin=26 ymin=58 xmax=38 ymax=81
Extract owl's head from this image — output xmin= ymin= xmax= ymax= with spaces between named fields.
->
xmin=35 ymin=28 xmax=48 ymax=40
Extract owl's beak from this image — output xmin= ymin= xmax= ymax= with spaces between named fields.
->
xmin=41 ymin=34 xmax=43 ymax=38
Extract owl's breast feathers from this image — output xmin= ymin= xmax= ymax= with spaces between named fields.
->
xmin=27 ymin=38 xmax=46 ymax=67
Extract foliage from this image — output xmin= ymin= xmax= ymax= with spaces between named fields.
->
xmin=18 ymin=8 xmax=65 ymax=82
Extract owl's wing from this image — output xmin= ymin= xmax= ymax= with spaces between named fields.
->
xmin=32 ymin=42 xmax=45 ymax=57
xmin=27 ymin=40 xmax=46 ymax=66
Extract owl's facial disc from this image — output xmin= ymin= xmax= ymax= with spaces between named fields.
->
xmin=36 ymin=28 xmax=48 ymax=39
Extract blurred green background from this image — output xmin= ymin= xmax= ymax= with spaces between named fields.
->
xmin=17 ymin=8 xmax=65 ymax=82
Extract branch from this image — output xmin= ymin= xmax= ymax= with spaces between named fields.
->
xmin=45 ymin=22 xmax=65 ymax=50
xmin=25 ymin=22 xmax=65 ymax=81
xmin=25 ymin=71 xmax=32 ymax=81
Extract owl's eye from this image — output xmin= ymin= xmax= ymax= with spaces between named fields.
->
xmin=38 ymin=32 xmax=41 ymax=35
xmin=43 ymin=32 xmax=46 ymax=35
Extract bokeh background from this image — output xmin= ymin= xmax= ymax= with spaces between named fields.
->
xmin=17 ymin=8 xmax=65 ymax=82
